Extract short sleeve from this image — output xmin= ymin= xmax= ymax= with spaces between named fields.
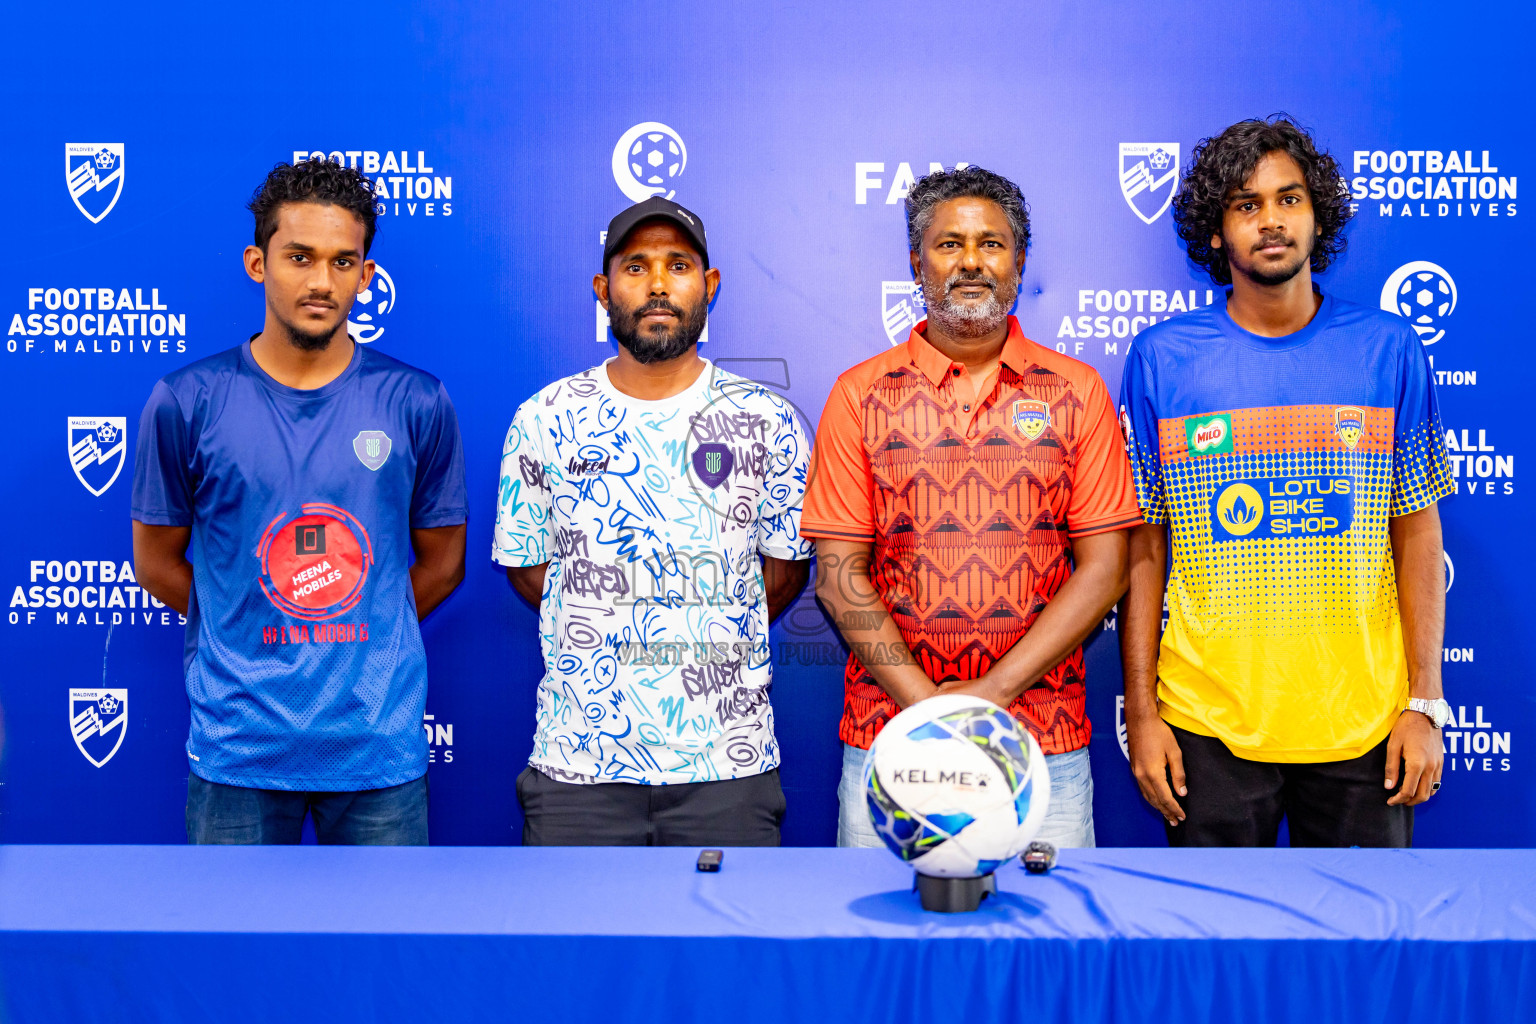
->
xmin=411 ymin=382 xmax=469 ymax=529
xmin=1064 ymin=370 xmax=1143 ymax=538
xmin=491 ymin=398 xmax=555 ymax=567
xmin=801 ymin=375 xmax=876 ymax=542
xmin=1118 ymin=343 xmax=1167 ymax=525
xmin=131 ymin=380 xmax=194 ymax=526
xmin=1389 ymin=330 xmax=1455 ymax=516
xmin=756 ymin=401 xmax=814 ymax=560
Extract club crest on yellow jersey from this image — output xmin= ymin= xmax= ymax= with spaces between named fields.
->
xmin=1334 ymin=406 xmax=1365 ymax=450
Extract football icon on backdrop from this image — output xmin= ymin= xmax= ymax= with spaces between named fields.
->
xmin=67 ymin=416 xmax=128 ymax=496
xmin=1380 ymin=261 xmax=1456 ymax=345
xmin=881 ymin=281 xmax=925 ymax=347
xmin=612 ymin=122 xmax=687 ymax=203
xmin=65 ymin=143 xmax=125 ymax=223
xmin=348 ymin=263 xmax=395 ymax=343
xmin=70 ymin=688 xmax=128 ymax=767
xmin=1119 ymin=143 xmax=1180 ymax=224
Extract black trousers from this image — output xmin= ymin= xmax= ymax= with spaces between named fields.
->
xmin=1166 ymin=723 xmax=1412 ymax=848
xmin=517 ymin=766 xmax=785 ymax=847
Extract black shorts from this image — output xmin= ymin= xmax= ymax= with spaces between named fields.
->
xmin=1165 ymin=723 xmax=1412 ymax=848
xmin=517 ymin=766 xmax=785 ymax=847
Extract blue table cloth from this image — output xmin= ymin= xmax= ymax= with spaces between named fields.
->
xmin=1 ymin=846 xmax=1532 ymax=1023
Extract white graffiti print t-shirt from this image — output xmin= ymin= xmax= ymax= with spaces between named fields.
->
xmin=493 ymin=359 xmax=812 ymax=785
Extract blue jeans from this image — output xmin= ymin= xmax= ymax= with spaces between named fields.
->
xmin=837 ymin=742 xmax=1096 ymax=849
xmin=186 ymin=772 xmax=429 ymax=845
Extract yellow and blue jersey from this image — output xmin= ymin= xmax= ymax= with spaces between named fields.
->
xmin=1119 ymin=291 xmax=1453 ymax=762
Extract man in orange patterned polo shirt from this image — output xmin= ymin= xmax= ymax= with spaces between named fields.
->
xmin=804 ymin=166 xmax=1140 ymax=848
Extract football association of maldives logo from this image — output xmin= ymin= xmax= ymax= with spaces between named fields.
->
xmin=65 ymin=143 xmax=125 ymax=223
xmin=1012 ymin=399 xmax=1049 ymax=440
xmin=257 ymin=504 xmax=374 ymax=620
xmin=1335 ymin=407 xmax=1365 ymax=449
xmin=70 ymin=688 xmax=127 ymax=767
xmin=67 ymin=416 xmax=128 ymax=496
xmin=1119 ymin=143 xmax=1180 ymax=224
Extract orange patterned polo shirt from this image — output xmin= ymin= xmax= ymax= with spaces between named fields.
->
xmin=803 ymin=317 xmax=1140 ymax=754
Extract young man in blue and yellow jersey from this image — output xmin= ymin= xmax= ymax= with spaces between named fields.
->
xmin=1118 ymin=117 xmax=1454 ymax=847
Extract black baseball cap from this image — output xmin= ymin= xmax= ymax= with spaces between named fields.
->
xmin=602 ymin=196 xmax=709 ymax=271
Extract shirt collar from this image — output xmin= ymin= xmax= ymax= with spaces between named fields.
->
xmin=904 ymin=316 xmax=1033 ymax=386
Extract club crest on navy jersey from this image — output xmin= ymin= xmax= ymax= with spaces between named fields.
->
xmin=353 ymin=430 xmax=392 ymax=471
xmin=69 ymin=688 xmax=127 ymax=767
xmin=1012 ymin=399 xmax=1049 ymax=441
xmin=692 ymin=443 xmax=734 ymax=489
xmin=1334 ymin=407 xmax=1365 ymax=450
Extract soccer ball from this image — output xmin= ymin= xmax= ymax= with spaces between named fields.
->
xmin=1149 ymin=147 xmax=1171 ymax=170
xmin=629 ymin=130 xmax=686 ymax=192
xmin=1396 ymin=269 xmax=1455 ymax=341
xmin=348 ymin=265 xmax=396 ymax=343
xmin=865 ymin=694 xmax=1051 ymax=878
xmin=94 ymin=148 xmax=116 ymax=169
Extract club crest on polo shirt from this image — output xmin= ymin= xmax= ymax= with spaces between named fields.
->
xmin=1334 ymin=406 xmax=1365 ymax=450
xmin=353 ymin=430 xmax=392 ymax=471
xmin=1012 ymin=399 xmax=1050 ymax=441
xmin=1185 ymin=414 xmax=1233 ymax=456
xmin=692 ymin=443 xmax=734 ymax=489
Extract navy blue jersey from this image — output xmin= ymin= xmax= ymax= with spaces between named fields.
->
xmin=132 ymin=340 xmax=467 ymax=790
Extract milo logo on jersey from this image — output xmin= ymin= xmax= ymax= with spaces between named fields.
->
xmin=1211 ymin=478 xmax=1354 ymax=540
xmin=257 ymin=503 xmax=374 ymax=628
xmin=1186 ymin=414 xmax=1233 ymax=455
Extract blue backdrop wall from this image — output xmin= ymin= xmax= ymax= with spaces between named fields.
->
xmin=1 ymin=1 xmax=1527 ymax=847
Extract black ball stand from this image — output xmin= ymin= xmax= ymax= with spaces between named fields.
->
xmin=914 ymin=871 xmax=997 ymax=913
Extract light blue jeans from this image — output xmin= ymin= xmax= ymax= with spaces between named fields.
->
xmin=837 ymin=742 xmax=1096 ymax=849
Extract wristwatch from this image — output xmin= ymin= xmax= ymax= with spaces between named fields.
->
xmin=1405 ymin=697 xmax=1451 ymax=729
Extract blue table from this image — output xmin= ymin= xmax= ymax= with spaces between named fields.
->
xmin=1 ymin=846 xmax=1531 ymax=1023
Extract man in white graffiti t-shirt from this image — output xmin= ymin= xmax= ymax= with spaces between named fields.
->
xmin=493 ymin=197 xmax=812 ymax=845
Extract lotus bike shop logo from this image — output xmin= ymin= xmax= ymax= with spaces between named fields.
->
xmin=1012 ymin=400 xmax=1050 ymax=441
xmin=612 ymin=122 xmax=687 ymax=203
xmin=258 ymin=504 xmax=374 ymax=620
xmin=70 ymin=688 xmax=127 ymax=767
xmin=1119 ymin=143 xmax=1180 ymax=225
xmin=1214 ymin=481 xmax=1265 ymax=537
xmin=1380 ymin=261 xmax=1457 ymax=345
xmin=347 ymin=264 xmax=396 ymax=343
xmin=65 ymin=143 xmax=125 ymax=223
xmin=1335 ymin=406 xmax=1365 ymax=449
xmin=67 ymin=416 xmax=127 ymax=496
xmin=881 ymin=281 xmax=926 ymax=346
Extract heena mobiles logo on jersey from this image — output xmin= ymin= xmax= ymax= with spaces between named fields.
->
xmin=1185 ymin=414 xmax=1232 ymax=456
xmin=347 ymin=263 xmax=396 ymax=343
xmin=70 ymin=688 xmax=127 ymax=767
xmin=67 ymin=416 xmax=127 ymax=496
xmin=881 ymin=281 xmax=925 ymax=346
xmin=353 ymin=430 xmax=392 ymax=471
xmin=612 ymin=122 xmax=687 ymax=203
xmin=258 ymin=504 xmax=374 ymax=620
xmin=1380 ymin=261 xmax=1457 ymax=345
xmin=1335 ymin=407 xmax=1365 ymax=449
xmin=65 ymin=144 xmax=125 ymax=224
xmin=1119 ymin=143 xmax=1180 ymax=225
xmin=1012 ymin=400 xmax=1050 ymax=441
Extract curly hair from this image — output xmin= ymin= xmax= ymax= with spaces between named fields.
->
xmin=1172 ymin=116 xmax=1351 ymax=285
xmin=906 ymin=165 xmax=1031 ymax=256
xmin=248 ymin=159 xmax=379 ymax=255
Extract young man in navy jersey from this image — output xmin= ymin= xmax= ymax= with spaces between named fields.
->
xmin=132 ymin=161 xmax=467 ymax=844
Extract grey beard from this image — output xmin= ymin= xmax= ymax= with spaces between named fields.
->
xmin=925 ymin=272 xmax=1019 ymax=338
